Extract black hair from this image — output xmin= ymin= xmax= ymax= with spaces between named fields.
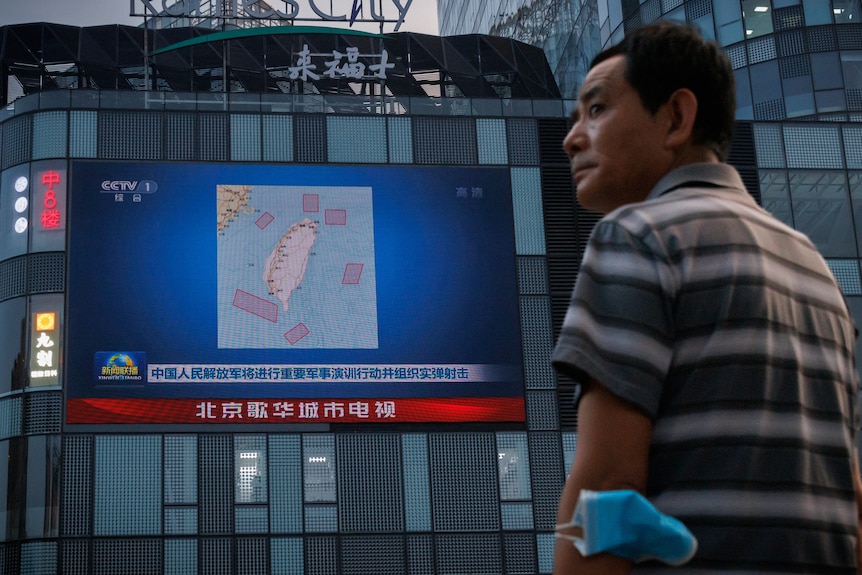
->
xmin=591 ymin=21 xmax=736 ymax=160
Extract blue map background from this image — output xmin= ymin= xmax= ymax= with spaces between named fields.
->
xmin=218 ymin=185 xmax=378 ymax=349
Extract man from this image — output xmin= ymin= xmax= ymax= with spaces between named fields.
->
xmin=551 ymin=21 xmax=862 ymax=574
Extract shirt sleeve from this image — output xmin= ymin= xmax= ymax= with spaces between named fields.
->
xmin=551 ymin=217 xmax=675 ymax=419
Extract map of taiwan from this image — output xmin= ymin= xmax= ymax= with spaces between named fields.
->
xmin=264 ymin=218 xmax=319 ymax=313
xmin=217 ymin=184 xmax=378 ymax=349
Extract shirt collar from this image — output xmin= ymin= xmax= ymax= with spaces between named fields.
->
xmin=646 ymin=163 xmax=748 ymax=202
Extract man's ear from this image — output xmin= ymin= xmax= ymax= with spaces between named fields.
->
xmin=663 ymin=88 xmax=698 ymax=150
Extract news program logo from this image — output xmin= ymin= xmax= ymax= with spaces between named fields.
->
xmin=95 ymin=352 xmax=146 ymax=382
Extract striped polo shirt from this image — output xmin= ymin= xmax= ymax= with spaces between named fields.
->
xmin=552 ymin=162 xmax=860 ymax=574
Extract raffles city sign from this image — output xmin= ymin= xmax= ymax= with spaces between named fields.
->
xmin=131 ymin=0 xmax=415 ymax=30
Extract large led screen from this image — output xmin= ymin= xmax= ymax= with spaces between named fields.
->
xmin=66 ymin=161 xmax=525 ymax=425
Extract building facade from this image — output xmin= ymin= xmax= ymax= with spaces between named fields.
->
xmin=4 ymin=3 xmax=860 ymax=572
xmin=440 ymin=0 xmax=862 ymax=387
xmin=0 ymin=23 xmax=583 ymax=575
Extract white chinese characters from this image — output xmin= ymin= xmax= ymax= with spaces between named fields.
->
xmin=289 ymin=44 xmax=395 ymax=82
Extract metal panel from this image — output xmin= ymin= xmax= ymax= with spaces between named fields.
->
xmin=337 ymin=433 xmax=403 ymax=532
xmin=61 ymin=435 xmax=92 ymax=537
xmin=429 ymin=433 xmax=499 ymax=532
xmin=327 ymin=116 xmax=387 ymax=163
xmin=94 ymin=435 xmax=162 ymax=536
xmin=520 ymin=296 xmax=555 ymax=390
xmin=92 ymin=539 xmax=161 ymax=575
xmin=98 ymin=111 xmax=162 ymax=160
xmin=200 ymin=434 xmax=234 ymax=535
xmin=341 ymin=536 xmax=405 ymax=575
xmin=435 ymin=534 xmax=502 ymax=575
xmin=413 ymin=117 xmax=477 ymax=165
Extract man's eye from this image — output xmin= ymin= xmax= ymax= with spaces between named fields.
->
xmin=588 ymin=104 xmax=603 ymax=117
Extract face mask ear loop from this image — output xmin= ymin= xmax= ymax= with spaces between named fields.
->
xmin=553 ymin=530 xmax=590 ymax=556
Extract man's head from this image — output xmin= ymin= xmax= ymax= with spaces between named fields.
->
xmin=593 ymin=22 xmax=736 ymax=161
xmin=564 ymin=22 xmax=736 ymax=213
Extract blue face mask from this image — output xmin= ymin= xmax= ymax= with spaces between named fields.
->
xmin=555 ymin=489 xmax=698 ymax=566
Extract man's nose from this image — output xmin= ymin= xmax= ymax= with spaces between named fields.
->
xmin=562 ymin=121 xmax=584 ymax=159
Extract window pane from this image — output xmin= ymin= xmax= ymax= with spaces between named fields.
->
xmin=849 ymin=172 xmax=862 ymax=255
xmin=789 ymin=171 xmax=856 ymax=257
xmin=0 ymin=440 xmax=8 ymax=540
xmin=497 ymin=432 xmax=532 ymax=501
xmin=782 ymin=75 xmax=815 ymax=117
xmin=816 ymin=89 xmax=846 ymax=113
xmin=714 ymin=0 xmax=744 ymax=43
xmin=0 ymin=298 xmax=27 ymax=394
xmin=833 ymin=0 xmax=862 ymax=22
xmin=760 ymin=170 xmax=795 ymax=228
xmin=812 ymin=52 xmax=843 ymax=90
xmin=750 ymin=61 xmax=782 ymax=104
xmin=743 ymin=0 xmax=775 ymax=38
xmin=803 ymin=0 xmax=832 ymax=24
xmin=691 ymin=13 xmax=717 ymax=40
xmin=25 ymin=435 xmax=61 ymax=538
xmin=841 ymin=52 xmax=862 ymax=91
xmin=235 ymin=435 xmax=267 ymax=504
xmin=303 ymin=435 xmax=335 ymax=503
xmin=736 ymin=69 xmax=754 ymax=119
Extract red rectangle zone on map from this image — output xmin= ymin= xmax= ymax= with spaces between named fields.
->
xmin=233 ymin=289 xmax=278 ymax=323
xmin=303 ymin=194 xmax=319 ymax=212
xmin=255 ymin=212 xmax=275 ymax=230
xmin=325 ymin=209 xmax=347 ymax=225
xmin=342 ymin=263 xmax=364 ymax=285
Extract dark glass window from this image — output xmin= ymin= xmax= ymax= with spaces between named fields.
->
xmin=849 ymin=172 xmax=862 ymax=255
xmin=815 ymin=89 xmax=846 ymax=113
xmin=743 ymin=0 xmax=775 ymax=39
xmin=750 ymin=61 xmax=783 ymax=104
xmin=0 ymin=440 xmax=8 ymax=541
xmin=0 ymin=298 xmax=27 ymax=395
xmin=846 ymin=298 xmax=862 ymax=383
xmin=736 ymin=69 xmax=755 ymax=119
xmin=841 ymin=51 xmax=862 ymax=90
xmin=812 ymin=52 xmax=843 ymax=90
xmin=803 ymin=0 xmax=832 ymax=24
xmin=789 ymin=170 xmax=856 ymax=257
xmin=782 ymin=75 xmax=815 ymax=117
xmin=714 ymin=0 xmax=745 ymax=44
xmin=833 ymin=0 xmax=862 ymax=22
xmin=760 ymin=170 xmax=795 ymax=227
xmin=691 ymin=13 xmax=717 ymax=40
xmin=24 ymin=434 xmax=60 ymax=538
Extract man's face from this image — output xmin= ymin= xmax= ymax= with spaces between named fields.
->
xmin=563 ymin=54 xmax=673 ymax=214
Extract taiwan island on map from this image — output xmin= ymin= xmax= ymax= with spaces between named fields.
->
xmin=217 ymin=185 xmax=378 ymax=349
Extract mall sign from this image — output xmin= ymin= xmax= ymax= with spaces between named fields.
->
xmin=131 ymin=0 xmax=415 ymax=30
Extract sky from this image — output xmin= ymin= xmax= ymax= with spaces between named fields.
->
xmin=0 ymin=0 xmax=439 ymax=34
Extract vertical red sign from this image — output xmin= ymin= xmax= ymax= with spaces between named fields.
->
xmin=40 ymin=170 xmax=62 ymax=229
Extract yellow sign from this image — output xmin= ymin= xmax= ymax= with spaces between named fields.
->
xmin=36 ymin=312 xmax=55 ymax=331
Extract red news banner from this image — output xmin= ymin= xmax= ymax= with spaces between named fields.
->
xmin=66 ymin=397 xmax=526 ymax=424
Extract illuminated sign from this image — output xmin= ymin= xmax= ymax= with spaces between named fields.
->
xmin=30 ymin=312 xmax=60 ymax=386
xmin=131 ymin=0 xmax=415 ymax=31
xmin=41 ymin=171 xmax=61 ymax=229
xmin=275 ymin=45 xmax=394 ymax=83
xmin=66 ymin=161 xmax=525 ymax=425
xmin=12 ymin=175 xmax=28 ymax=235
xmin=37 ymin=169 xmax=65 ymax=231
